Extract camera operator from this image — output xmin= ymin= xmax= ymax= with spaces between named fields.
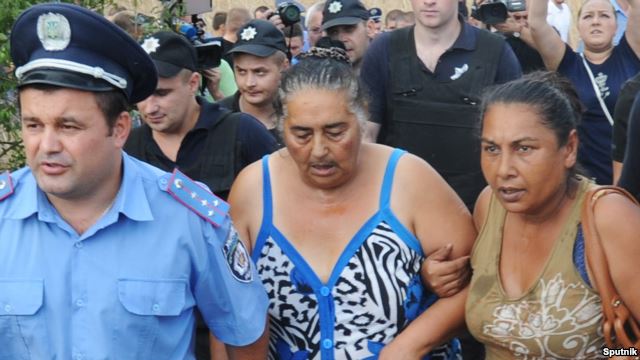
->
xmin=489 ymin=2 xmax=546 ymax=73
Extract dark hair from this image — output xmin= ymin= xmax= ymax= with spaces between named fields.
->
xmin=19 ymin=84 xmax=129 ymax=135
xmin=479 ymin=71 xmax=585 ymax=182
xmin=254 ymin=5 xmax=270 ymax=17
xmin=275 ymin=46 xmax=368 ymax=134
xmin=213 ymin=12 xmax=227 ymax=30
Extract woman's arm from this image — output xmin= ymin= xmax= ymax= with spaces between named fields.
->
xmin=227 ymin=160 xmax=264 ymax=251
xmin=592 ymin=192 xmax=640 ymax=320
xmin=381 ymin=154 xmax=477 ymax=358
xmin=528 ymin=0 xmax=567 ymax=70
xmin=626 ymin=0 xmax=640 ymax=57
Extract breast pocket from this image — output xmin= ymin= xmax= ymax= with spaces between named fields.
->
xmin=0 ymin=280 xmax=50 ymax=360
xmin=115 ymin=279 xmax=191 ymax=359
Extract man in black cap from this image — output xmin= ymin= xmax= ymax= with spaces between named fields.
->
xmin=219 ymin=19 xmax=289 ymax=144
xmin=126 ymin=31 xmax=278 ymax=201
xmin=1 ymin=3 xmax=269 ymax=359
xmin=321 ymin=0 xmax=375 ymax=72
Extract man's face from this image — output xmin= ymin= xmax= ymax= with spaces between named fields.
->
xmin=308 ymin=10 xmax=324 ymax=47
xmin=368 ymin=20 xmax=383 ymax=39
xmin=412 ymin=0 xmax=459 ymax=30
xmin=234 ymin=52 xmax=285 ymax=107
xmin=286 ymin=36 xmax=304 ymax=58
xmin=137 ymin=71 xmax=199 ymax=134
xmin=326 ymin=21 xmax=370 ymax=66
xmin=20 ymin=87 xmax=128 ymax=201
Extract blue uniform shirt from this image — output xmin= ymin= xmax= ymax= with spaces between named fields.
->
xmin=0 ymin=152 xmax=268 ymax=360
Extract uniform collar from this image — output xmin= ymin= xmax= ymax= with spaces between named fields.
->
xmin=450 ymin=16 xmax=477 ymax=51
xmin=114 ymin=152 xmax=154 ymax=222
xmin=194 ymin=96 xmax=224 ymax=130
xmin=3 ymin=152 xmax=153 ymax=224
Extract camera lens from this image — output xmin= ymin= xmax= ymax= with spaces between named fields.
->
xmin=280 ymin=4 xmax=300 ymax=25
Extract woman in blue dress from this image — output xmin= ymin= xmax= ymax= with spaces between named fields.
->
xmin=227 ymin=47 xmax=477 ymax=359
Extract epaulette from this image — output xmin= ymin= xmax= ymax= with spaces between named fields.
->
xmin=163 ymin=169 xmax=230 ymax=227
xmin=0 ymin=171 xmax=14 ymax=201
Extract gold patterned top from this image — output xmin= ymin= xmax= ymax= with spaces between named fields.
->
xmin=466 ymin=177 xmax=605 ymax=359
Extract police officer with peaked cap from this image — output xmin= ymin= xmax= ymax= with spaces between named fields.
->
xmin=0 ymin=3 xmax=269 ymax=359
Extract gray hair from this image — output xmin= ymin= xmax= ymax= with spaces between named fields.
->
xmin=275 ymin=51 xmax=368 ymax=135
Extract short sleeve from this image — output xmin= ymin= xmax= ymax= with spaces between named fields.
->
xmin=494 ymin=42 xmax=522 ymax=84
xmin=194 ymin=219 xmax=269 ymax=346
xmin=612 ymin=76 xmax=640 ymax=161
xmin=360 ymin=32 xmax=391 ymax=125
xmin=619 ymin=95 xmax=640 ymax=202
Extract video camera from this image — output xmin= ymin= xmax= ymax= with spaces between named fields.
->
xmin=471 ymin=0 xmax=526 ymax=25
xmin=268 ymin=2 xmax=301 ymax=27
xmin=176 ymin=15 xmax=222 ymax=70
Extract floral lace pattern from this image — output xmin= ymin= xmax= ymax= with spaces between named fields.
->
xmin=483 ymin=273 xmax=604 ymax=359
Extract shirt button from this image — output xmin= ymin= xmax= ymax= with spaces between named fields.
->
xmin=76 ymin=299 xmax=84 ymax=307
xmin=320 ymin=286 xmax=330 ymax=297
xmin=4 ymin=304 xmax=12 ymax=313
xmin=322 ymin=339 xmax=333 ymax=349
xmin=74 ymin=242 xmax=83 ymax=249
xmin=152 ymin=304 xmax=160 ymax=312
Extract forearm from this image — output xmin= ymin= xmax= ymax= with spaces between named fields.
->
xmin=392 ymin=288 xmax=468 ymax=356
xmin=627 ymin=0 xmax=640 ymax=55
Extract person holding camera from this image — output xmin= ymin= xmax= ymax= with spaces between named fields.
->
xmin=529 ymin=0 xmax=640 ymax=185
xmin=125 ymin=31 xmax=278 ymax=201
xmin=488 ymin=1 xmax=546 ymax=73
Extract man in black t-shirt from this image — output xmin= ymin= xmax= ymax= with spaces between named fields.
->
xmin=126 ymin=31 xmax=277 ymax=202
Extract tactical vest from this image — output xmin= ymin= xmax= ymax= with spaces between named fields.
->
xmin=126 ymin=109 xmax=241 ymax=200
xmin=381 ymin=26 xmax=503 ymax=209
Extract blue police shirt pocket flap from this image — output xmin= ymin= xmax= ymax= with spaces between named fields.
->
xmin=118 ymin=279 xmax=189 ymax=316
xmin=0 ymin=280 xmax=44 ymax=315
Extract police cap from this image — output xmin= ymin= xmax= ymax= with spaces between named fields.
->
xmin=322 ymin=0 xmax=369 ymax=31
xmin=10 ymin=3 xmax=157 ymax=104
xmin=369 ymin=7 xmax=382 ymax=22
xmin=140 ymin=31 xmax=198 ymax=78
xmin=228 ymin=20 xmax=287 ymax=58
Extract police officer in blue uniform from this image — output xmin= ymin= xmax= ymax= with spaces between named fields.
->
xmin=0 ymin=3 xmax=268 ymax=359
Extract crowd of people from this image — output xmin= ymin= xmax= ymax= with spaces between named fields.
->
xmin=2 ymin=0 xmax=640 ymax=359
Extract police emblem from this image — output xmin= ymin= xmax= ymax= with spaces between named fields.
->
xmin=222 ymin=227 xmax=252 ymax=282
xmin=141 ymin=37 xmax=161 ymax=54
xmin=328 ymin=1 xmax=343 ymax=14
xmin=240 ymin=26 xmax=257 ymax=41
xmin=37 ymin=12 xmax=71 ymax=51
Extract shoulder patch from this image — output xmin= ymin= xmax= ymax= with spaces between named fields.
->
xmin=222 ymin=226 xmax=253 ymax=283
xmin=164 ymin=169 xmax=230 ymax=227
xmin=0 ymin=172 xmax=15 ymax=201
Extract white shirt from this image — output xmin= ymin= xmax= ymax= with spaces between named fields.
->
xmin=547 ymin=0 xmax=572 ymax=43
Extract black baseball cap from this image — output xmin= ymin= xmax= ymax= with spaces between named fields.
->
xmin=322 ymin=0 xmax=370 ymax=31
xmin=140 ymin=31 xmax=197 ymax=78
xmin=228 ymin=20 xmax=287 ymax=58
